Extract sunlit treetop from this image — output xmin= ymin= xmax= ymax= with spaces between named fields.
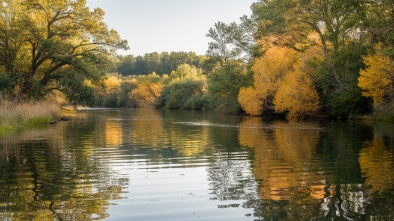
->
xmin=0 ymin=0 xmax=128 ymax=100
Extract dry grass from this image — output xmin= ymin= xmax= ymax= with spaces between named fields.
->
xmin=0 ymin=99 xmax=61 ymax=133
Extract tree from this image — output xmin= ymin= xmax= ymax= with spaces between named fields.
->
xmin=273 ymin=67 xmax=320 ymax=118
xmin=238 ymin=46 xmax=321 ymax=117
xmin=117 ymin=55 xmax=136 ymax=76
xmin=363 ymin=0 xmax=394 ymax=57
xmin=161 ymin=79 xmax=206 ymax=109
xmin=168 ymin=63 xmax=204 ymax=81
xmin=206 ymin=20 xmax=256 ymax=69
xmin=144 ymin=52 xmax=161 ymax=74
xmin=252 ymin=0 xmax=366 ymax=53
xmin=0 ymin=0 xmax=128 ymax=100
xmin=158 ymin=64 xmax=208 ymax=110
xmin=208 ymin=65 xmax=252 ymax=113
xmin=129 ymin=73 xmax=164 ymax=107
xmin=358 ymin=44 xmax=394 ymax=104
xmin=238 ymin=87 xmax=263 ymax=116
xmin=250 ymin=46 xmax=298 ymax=114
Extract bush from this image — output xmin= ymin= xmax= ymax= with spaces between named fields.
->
xmin=207 ymin=66 xmax=252 ymax=114
xmin=161 ymin=79 xmax=205 ymax=109
xmin=372 ymin=105 xmax=394 ymax=122
xmin=183 ymin=93 xmax=211 ymax=110
xmin=103 ymin=93 xmax=119 ymax=107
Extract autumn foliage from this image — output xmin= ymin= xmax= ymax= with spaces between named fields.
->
xmin=238 ymin=46 xmax=320 ymax=117
xmin=358 ymin=44 xmax=394 ymax=105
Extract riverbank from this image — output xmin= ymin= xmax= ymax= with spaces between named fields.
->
xmin=0 ymin=100 xmax=61 ymax=135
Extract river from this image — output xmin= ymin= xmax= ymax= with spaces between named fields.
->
xmin=0 ymin=108 xmax=393 ymax=220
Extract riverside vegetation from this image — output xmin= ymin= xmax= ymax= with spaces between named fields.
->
xmin=1 ymin=0 xmax=394 ymax=122
xmin=0 ymin=99 xmax=61 ymax=134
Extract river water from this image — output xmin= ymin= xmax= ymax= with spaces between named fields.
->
xmin=0 ymin=108 xmax=393 ymax=220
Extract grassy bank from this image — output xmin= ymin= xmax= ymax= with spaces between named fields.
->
xmin=0 ymin=100 xmax=61 ymax=134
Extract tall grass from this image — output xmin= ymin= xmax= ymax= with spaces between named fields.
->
xmin=372 ymin=105 xmax=394 ymax=122
xmin=0 ymin=99 xmax=61 ymax=134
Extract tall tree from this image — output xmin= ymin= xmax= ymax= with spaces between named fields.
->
xmin=117 ymin=55 xmax=136 ymax=76
xmin=0 ymin=0 xmax=128 ymax=99
xmin=238 ymin=46 xmax=321 ymax=118
xmin=358 ymin=44 xmax=394 ymax=105
xmin=206 ymin=20 xmax=255 ymax=69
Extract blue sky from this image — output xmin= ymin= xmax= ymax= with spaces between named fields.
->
xmin=86 ymin=0 xmax=256 ymax=56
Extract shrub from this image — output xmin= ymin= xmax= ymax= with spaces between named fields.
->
xmin=161 ymin=79 xmax=206 ymax=109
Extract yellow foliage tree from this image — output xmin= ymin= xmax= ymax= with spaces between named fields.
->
xmin=104 ymin=74 xmax=122 ymax=93
xmin=129 ymin=73 xmax=164 ymax=107
xmin=358 ymin=44 xmax=394 ymax=104
xmin=253 ymin=47 xmax=298 ymax=100
xmin=237 ymin=47 xmax=298 ymax=116
xmin=273 ymin=46 xmax=322 ymax=117
xmin=273 ymin=68 xmax=320 ymax=117
xmin=238 ymin=87 xmax=263 ymax=116
xmin=238 ymin=46 xmax=320 ymax=117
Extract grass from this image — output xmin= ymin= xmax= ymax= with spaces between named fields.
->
xmin=0 ymin=99 xmax=61 ymax=134
xmin=372 ymin=106 xmax=394 ymax=122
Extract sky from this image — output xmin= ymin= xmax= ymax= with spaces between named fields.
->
xmin=86 ymin=0 xmax=256 ymax=56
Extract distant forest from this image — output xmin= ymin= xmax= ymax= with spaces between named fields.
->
xmin=115 ymin=52 xmax=209 ymax=76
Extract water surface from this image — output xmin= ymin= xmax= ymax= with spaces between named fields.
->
xmin=0 ymin=109 xmax=393 ymax=220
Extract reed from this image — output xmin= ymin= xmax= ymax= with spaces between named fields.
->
xmin=0 ymin=99 xmax=61 ymax=133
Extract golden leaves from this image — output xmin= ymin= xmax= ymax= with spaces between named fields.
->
xmin=238 ymin=87 xmax=263 ymax=116
xmin=238 ymin=46 xmax=321 ymax=117
xmin=358 ymin=44 xmax=394 ymax=104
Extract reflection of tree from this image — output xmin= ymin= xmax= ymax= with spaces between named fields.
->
xmin=105 ymin=120 xmax=123 ymax=147
xmin=130 ymin=108 xmax=167 ymax=148
xmin=238 ymin=117 xmax=378 ymax=220
xmin=208 ymin=156 xmax=257 ymax=202
xmin=129 ymin=108 xmax=212 ymax=157
xmin=357 ymin=124 xmax=394 ymax=220
xmin=359 ymin=125 xmax=394 ymax=192
xmin=0 ymin=118 xmax=126 ymax=220
xmin=239 ymin=118 xmax=327 ymax=202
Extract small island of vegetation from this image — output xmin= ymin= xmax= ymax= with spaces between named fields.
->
xmin=1 ymin=0 xmax=394 ymax=134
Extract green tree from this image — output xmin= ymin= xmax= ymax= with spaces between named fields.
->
xmin=157 ymin=64 xmax=208 ymax=110
xmin=206 ymin=20 xmax=255 ymax=69
xmin=0 ymin=0 xmax=128 ymax=100
xmin=161 ymin=79 xmax=206 ymax=109
xmin=208 ymin=66 xmax=252 ymax=113
xmin=117 ymin=55 xmax=136 ymax=76
xmin=168 ymin=63 xmax=203 ymax=81
xmin=363 ymin=0 xmax=394 ymax=57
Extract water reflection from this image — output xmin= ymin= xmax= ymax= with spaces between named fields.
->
xmin=239 ymin=118 xmax=325 ymax=201
xmin=105 ymin=120 xmax=123 ymax=147
xmin=0 ymin=109 xmax=393 ymax=220
xmin=359 ymin=124 xmax=394 ymax=193
xmin=0 ymin=122 xmax=126 ymax=220
xmin=239 ymin=117 xmax=394 ymax=220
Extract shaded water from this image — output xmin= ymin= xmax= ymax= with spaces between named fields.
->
xmin=0 ymin=108 xmax=393 ymax=220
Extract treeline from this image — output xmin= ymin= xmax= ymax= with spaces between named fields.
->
xmin=115 ymin=52 xmax=209 ymax=76
xmin=95 ymin=64 xmax=211 ymax=110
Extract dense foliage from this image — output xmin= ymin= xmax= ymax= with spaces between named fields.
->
xmin=237 ymin=0 xmax=394 ymax=118
xmin=0 ymin=0 xmax=127 ymax=101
